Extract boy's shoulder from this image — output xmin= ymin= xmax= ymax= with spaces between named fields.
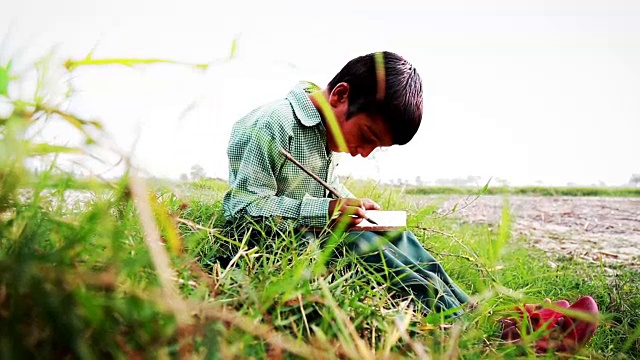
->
xmin=233 ymin=97 xmax=299 ymax=134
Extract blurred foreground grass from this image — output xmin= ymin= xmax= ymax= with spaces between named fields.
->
xmin=1 ymin=50 xmax=639 ymax=359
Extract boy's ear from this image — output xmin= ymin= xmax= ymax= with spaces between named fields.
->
xmin=329 ymin=82 xmax=349 ymax=107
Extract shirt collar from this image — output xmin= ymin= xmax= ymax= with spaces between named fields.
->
xmin=286 ymin=81 xmax=323 ymax=127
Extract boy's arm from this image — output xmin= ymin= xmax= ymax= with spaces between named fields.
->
xmin=223 ymin=122 xmax=331 ymax=228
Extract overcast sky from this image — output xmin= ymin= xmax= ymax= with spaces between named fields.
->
xmin=2 ymin=0 xmax=639 ymax=186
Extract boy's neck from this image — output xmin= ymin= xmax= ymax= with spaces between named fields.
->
xmin=308 ymin=89 xmax=331 ymax=127
xmin=308 ymin=89 xmax=338 ymax=154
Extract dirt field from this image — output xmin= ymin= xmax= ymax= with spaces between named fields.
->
xmin=410 ymin=195 xmax=640 ymax=268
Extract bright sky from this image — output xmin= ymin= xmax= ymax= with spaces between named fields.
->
xmin=2 ymin=0 xmax=639 ymax=186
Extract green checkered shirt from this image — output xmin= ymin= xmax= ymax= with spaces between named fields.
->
xmin=222 ymin=81 xmax=355 ymax=228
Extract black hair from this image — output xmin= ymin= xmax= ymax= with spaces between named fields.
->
xmin=327 ymin=51 xmax=423 ymax=145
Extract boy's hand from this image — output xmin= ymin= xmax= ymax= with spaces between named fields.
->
xmin=328 ymin=198 xmax=381 ymax=228
xmin=361 ymin=198 xmax=381 ymax=210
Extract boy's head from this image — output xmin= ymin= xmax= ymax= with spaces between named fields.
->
xmin=327 ymin=51 xmax=423 ymax=147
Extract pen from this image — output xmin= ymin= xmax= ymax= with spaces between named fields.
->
xmin=278 ymin=148 xmax=379 ymax=225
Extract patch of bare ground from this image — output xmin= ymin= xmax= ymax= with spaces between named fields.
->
xmin=408 ymin=194 xmax=640 ymax=268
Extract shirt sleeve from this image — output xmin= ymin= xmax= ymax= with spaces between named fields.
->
xmin=223 ymin=119 xmax=331 ymax=228
xmin=330 ymin=178 xmax=356 ymax=198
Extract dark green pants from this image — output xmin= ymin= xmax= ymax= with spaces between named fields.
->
xmin=337 ymin=230 xmax=470 ymax=318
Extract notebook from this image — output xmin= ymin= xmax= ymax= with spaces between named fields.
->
xmin=350 ymin=210 xmax=407 ymax=232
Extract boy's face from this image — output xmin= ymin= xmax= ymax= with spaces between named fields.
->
xmin=327 ymin=112 xmax=394 ymax=158
xmin=326 ymin=83 xmax=394 ymax=157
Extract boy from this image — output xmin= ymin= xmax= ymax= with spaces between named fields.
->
xmin=222 ymin=51 xmax=470 ymax=317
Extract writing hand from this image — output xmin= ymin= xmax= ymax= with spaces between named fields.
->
xmin=328 ymin=198 xmax=381 ymax=228
xmin=360 ymin=198 xmax=381 ymax=211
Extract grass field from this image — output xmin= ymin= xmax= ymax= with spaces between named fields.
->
xmin=3 ymin=171 xmax=639 ymax=358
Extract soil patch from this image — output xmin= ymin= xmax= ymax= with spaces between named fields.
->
xmin=408 ymin=195 xmax=640 ymax=268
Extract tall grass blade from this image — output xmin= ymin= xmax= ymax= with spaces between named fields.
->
xmin=128 ymin=175 xmax=191 ymax=326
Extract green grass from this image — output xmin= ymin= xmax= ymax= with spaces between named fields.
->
xmin=5 ymin=168 xmax=640 ymax=358
xmin=180 ymin=180 xmax=640 ymax=358
xmin=404 ymin=185 xmax=640 ymax=197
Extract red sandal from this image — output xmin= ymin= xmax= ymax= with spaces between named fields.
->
xmin=500 ymin=296 xmax=599 ymax=354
